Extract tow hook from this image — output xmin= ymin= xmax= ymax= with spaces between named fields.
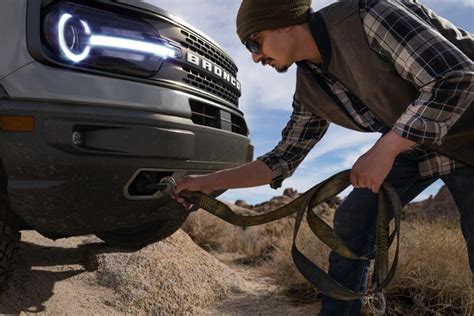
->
xmin=142 ymin=176 xmax=176 ymax=195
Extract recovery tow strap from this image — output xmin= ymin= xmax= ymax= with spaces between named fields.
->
xmin=161 ymin=170 xmax=401 ymax=312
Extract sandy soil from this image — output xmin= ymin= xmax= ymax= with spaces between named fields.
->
xmin=206 ymin=254 xmax=321 ymax=315
xmin=0 ymin=230 xmax=319 ymax=315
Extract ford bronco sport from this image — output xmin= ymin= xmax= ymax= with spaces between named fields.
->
xmin=0 ymin=0 xmax=252 ymax=291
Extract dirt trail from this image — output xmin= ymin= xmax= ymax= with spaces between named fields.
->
xmin=206 ymin=254 xmax=321 ymax=315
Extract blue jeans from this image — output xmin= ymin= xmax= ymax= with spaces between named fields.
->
xmin=320 ymin=149 xmax=474 ymax=315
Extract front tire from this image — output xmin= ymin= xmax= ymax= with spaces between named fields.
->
xmin=0 ymin=193 xmax=20 ymax=294
xmin=95 ymin=213 xmax=189 ymax=249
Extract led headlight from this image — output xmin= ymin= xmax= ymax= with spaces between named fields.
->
xmin=42 ymin=2 xmax=181 ymax=77
xmin=57 ymin=13 xmax=91 ymax=62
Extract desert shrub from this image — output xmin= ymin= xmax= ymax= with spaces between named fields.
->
xmin=183 ymin=204 xmax=473 ymax=314
xmin=384 ymin=220 xmax=473 ymax=315
xmin=182 ymin=207 xmax=294 ymax=264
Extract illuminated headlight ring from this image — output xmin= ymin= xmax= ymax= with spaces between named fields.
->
xmin=58 ymin=13 xmax=179 ymax=64
xmin=58 ymin=13 xmax=91 ymax=63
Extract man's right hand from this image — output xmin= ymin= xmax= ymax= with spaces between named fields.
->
xmin=171 ymin=159 xmax=273 ymax=210
xmin=172 ymin=174 xmax=217 ymax=209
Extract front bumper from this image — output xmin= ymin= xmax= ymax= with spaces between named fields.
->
xmin=0 ymin=100 xmax=253 ymax=237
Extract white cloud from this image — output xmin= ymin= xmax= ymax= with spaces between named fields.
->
xmin=463 ymin=0 xmax=474 ymax=7
xmin=233 ymin=51 xmax=297 ymax=114
xmin=339 ymin=143 xmax=374 ymax=168
xmin=302 ymin=126 xmax=380 ymax=164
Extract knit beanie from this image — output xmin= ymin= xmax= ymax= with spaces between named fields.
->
xmin=236 ymin=0 xmax=312 ymax=43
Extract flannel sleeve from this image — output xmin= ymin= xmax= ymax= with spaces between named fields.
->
xmin=257 ymin=94 xmax=329 ymax=189
xmin=362 ymin=0 xmax=474 ymax=145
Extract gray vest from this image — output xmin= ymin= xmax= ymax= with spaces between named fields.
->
xmin=296 ymin=0 xmax=474 ymax=166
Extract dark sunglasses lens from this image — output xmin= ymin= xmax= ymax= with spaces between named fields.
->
xmin=245 ymin=40 xmax=259 ymax=54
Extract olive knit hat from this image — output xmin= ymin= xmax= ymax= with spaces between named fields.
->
xmin=236 ymin=0 xmax=312 ymax=43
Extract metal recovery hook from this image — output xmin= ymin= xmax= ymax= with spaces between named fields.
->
xmin=143 ymin=176 xmax=177 ymax=196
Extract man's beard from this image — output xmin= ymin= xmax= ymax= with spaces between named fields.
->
xmin=261 ymin=58 xmax=289 ymax=73
xmin=275 ymin=65 xmax=289 ymax=73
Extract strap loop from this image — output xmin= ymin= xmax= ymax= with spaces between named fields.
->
xmin=178 ymin=169 xmax=401 ymax=301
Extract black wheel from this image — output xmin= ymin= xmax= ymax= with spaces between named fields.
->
xmin=0 ymin=193 xmax=20 ymax=294
xmin=95 ymin=213 xmax=189 ymax=249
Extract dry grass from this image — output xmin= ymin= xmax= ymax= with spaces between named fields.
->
xmin=385 ymin=220 xmax=473 ymax=315
xmin=262 ymin=222 xmax=332 ymax=303
xmin=182 ymin=207 xmax=294 ymax=264
xmin=183 ymin=207 xmax=473 ymax=314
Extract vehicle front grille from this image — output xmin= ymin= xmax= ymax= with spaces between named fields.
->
xmin=189 ymin=99 xmax=221 ymax=129
xmin=183 ymin=66 xmax=240 ymax=106
xmin=231 ymin=114 xmax=247 ymax=136
xmin=190 ymin=99 xmax=248 ymax=136
xmin=180 ymin=30 xmax=238 ymax=75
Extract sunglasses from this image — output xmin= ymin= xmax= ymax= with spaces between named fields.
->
xmin=243 ymin=33 xmax=261 ymax=54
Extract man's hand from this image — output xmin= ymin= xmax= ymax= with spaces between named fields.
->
xmin=351 ymin=146 xmax=396 ymax=193
xmin=351 ymin=131 xmax=415 ymax=193
xmin=172 ymin=174 xmax=217 ymax=210
xmin=171 ymin=160 xmax=273 ymax=210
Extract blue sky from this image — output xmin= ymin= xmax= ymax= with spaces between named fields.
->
xmin=149 ymin=0 xmax=474 ymax=204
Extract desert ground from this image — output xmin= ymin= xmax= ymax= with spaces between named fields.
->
xmin=1 ymin=185 xmax=472 ymax=315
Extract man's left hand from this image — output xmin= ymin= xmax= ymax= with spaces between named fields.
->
xmin=351 ymin=131 xmax=416 ymax=193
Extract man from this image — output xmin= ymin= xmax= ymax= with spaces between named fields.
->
xmin=173 ymin=0 xmax=473 ymax=314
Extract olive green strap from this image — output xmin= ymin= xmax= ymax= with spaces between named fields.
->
xmin=178 ymin=169 xmax=401 ymax=301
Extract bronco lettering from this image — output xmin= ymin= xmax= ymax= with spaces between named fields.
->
xmin=186 ymin=52 xmax=241 ymax=91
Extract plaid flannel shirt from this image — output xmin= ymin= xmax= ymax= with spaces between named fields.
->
xmin=257 ymin=0 xmax=474 ymax=189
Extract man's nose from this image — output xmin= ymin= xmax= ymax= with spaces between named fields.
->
xmin=252 ymin=52 xmax=263 ymax=63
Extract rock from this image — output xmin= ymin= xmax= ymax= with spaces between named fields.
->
xmin=235 ymin=200 xmax=252 ymax=209
xmin=0 ymin=230 xmax=243 ymax=315
xmin=404 ymin=185 xmax=459 ymax=222
xmin=224 ymin=201 xmax=258 ymax=216
xmin=283 ymin=188 xmax=298 ymax=198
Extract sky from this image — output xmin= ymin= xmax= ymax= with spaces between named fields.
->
xmin=148 ymin=0 xmax=474 ymax=204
